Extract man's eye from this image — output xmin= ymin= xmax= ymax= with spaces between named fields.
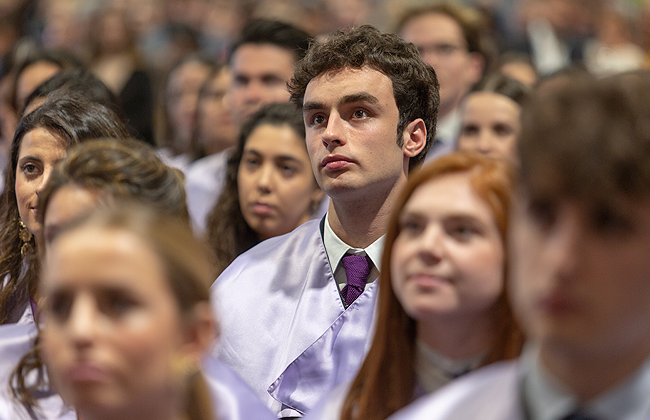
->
xmin=528 ymin=199 xmax=557 ymax=229
xmin=311 ymin=115 xmax=326 ymax=126
xmin=353 ymin=109 xmax=368 ymax=119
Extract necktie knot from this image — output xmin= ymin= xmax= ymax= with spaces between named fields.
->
xmin=341 ymin=253 xmax=371 ymax=306
xmin=561 ymin=411 xmax=599 ymax=420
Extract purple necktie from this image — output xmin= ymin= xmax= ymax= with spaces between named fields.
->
xmin=341 ymin=254 xmax=371 ymax=306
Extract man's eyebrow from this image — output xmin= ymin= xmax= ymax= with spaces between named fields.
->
xmin=302 ymin=101 xmax=327 ymax=113
xmin=302 ymin=93 xmax=380 ymax=113
xmin=339 ymin=93 xmax=379 ymax=107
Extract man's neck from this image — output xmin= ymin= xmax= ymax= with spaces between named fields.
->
xmin=539 ymin=341 xmax=650 ymax=402
xmin=327 ymin=178 xmax=405 ymax=249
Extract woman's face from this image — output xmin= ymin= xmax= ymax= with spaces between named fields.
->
xmin=457 ymin=92 xmax=521 ymax=162
xmin=43 ymin=185 xmax=101 ymax=252
xmin=237 ymin=123 xmax=323 ymax=241
xmin=15 ymin=128 xmax=67 ymax=235
xmin=166 ymin=61 xmax=212 ymax=152
xmin=197 ymin=68 xmax=237 ymax=155
xmin=40 ymin=226 xmax=188 ymax=418
xmin=391 ymin=172 xmax=504 ymax=324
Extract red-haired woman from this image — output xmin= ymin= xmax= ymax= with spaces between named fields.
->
xmin=305 ymin=151 xmax=524 ymax=420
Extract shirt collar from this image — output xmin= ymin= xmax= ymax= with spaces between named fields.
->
xmin=522 ymin=345 xmax=650 ymax=420
xmin=323 ymin=212 xmax=384 ymax=272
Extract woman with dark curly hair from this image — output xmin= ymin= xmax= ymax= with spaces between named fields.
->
xmin=206 ymin=102 xmax=324 ymax=275
xmin=2 ymin=140 xmax=275 ymax=420
xmin=0 ymin=92 xmax=129 ymax=326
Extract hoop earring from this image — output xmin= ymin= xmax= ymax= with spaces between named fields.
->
xmin=19 ymin=220 xmax=34 ymax=256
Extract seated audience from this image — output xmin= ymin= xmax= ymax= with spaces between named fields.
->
xmin=206 ymin=102 xmax=324 ymax=274
xmin=388 ymin=72 xmax=650 ymax=420
xmin=32 ymin=204 xmax=274 ymax=420
xmin=457 ymin=73 xmax=530 ymax=163
xmin=305 ymin=152 xmax=523 ymax=420
xmin=212 ymin=25 xmax=438 ymax=417
xmin=0 ymin=93 xmax=129 ymax=326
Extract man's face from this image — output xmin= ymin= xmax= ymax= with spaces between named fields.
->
xmin=400 ymin=12 xmax=482 ymax=118
xmin=228 ymin=43 xmax=295 ymax=126
xmin=302 ymin=67 xmax=417 ymax=201
xmin=509 ymin=189 xmax=650 ymax=361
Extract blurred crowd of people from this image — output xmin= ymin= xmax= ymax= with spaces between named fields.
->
xmin=0 ymin=1 xmax=649 ymax=420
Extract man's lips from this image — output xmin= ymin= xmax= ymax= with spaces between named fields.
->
xmin=321 ymin=155 xmax=354 ymax=171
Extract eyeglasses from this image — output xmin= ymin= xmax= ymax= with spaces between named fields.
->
xmin=416 ymin=42 xmax=469 ymax=58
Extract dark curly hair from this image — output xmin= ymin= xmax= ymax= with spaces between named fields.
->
xmin=288 ymin=25 xmax=439 ymax=170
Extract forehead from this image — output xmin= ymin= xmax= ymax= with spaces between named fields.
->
xmin=404 ymin=172 xmax=493 ymax=220
xmin=230 ymin=43 xmax=295 ymax=76
xmin=43 ymin=227 xmax=169 ymax=296
xmin=19 ymin=128 xmax=66 ymax=157
xmin=400 ymin=12 xmax=465 ymax=44
xmin=464 ymin=92 xmax=521 ymax=118
xmin=169 ymin=62 xmax=211 ymax=87
xmin=244 ymin=124 xmax=306 ymax=157
xmin=303 ymin=67 xmax=396 ymax=108
xmin=45 ymin=185 xmax=101 ymax=227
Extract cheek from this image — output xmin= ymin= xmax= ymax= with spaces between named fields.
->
xmin=389 ymin=238 xmax=410 ymax=300
xmin=456 ymin=243 xmax=505 ymax=307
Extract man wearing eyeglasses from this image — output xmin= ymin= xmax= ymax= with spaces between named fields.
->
xmin=398 ymin=2 xmax=490 ymax=161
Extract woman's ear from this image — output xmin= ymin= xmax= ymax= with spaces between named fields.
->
xmin=180 ymin=302 xmax=218 ymax=359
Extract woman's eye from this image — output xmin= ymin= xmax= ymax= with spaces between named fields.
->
xmin=461 ymin=124 xmax=479 ymax=136
xmin=243 ymin=157 xmax=260 ymax=169
xmin=493 ymin=124 xmax=513 ymax=136
xmin=100 ymin=292 xmax=137 ymax=317
xmin=21 ymin=163 xmax=39 ymax=175
xmin=399 ymin=218 xmax=424 ymax=235
xmin=281 ymin=165 xmax=297 ymax=176
xmin=449 ymin=225 xmax=477 ymax=241
xmin=45 ymin=293 xmax=72 ymax=322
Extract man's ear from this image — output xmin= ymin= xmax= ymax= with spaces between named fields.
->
xmin=402 ymin=118 xmax=427 ymax=158
xmin=468 ymin=52 xmax=485 ymax=85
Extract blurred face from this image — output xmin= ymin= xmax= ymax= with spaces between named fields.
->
xmin=41 ymin=227 xmax=187 ymax=419
xmin=228 ymin=43 xmax=295 ymax=126
xmin=400 ymin=12 xmax=482 ymax=117
xmin=457 ymin=92 xmax=521 ymax=162
xmin=510 ymin=190 xmax=650 ymax=361
xmin=15 ymin=128 xmax=67 ymax=236
xmin=302 ymin=67 xmax=418 ymax=202
xmin=167 ymin=61 xmax=212 ymax=152
xmin=238 ymin=123 xmax=322 ymax=240
xmin=43 ymin=185 xmax=101 ymax=252
xmin=391 ymin=172 xmax=504 ymax=324
xmin=16 ymin=62 xmax=61 ymax=111
xmin=197 ymin=67 xmax=237 ymax=155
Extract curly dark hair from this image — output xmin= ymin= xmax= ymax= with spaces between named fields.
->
xmin=288 ymin=25 xmax=440 ymax=170
xmin=229 ymin=19 xmax=312 ymax=64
